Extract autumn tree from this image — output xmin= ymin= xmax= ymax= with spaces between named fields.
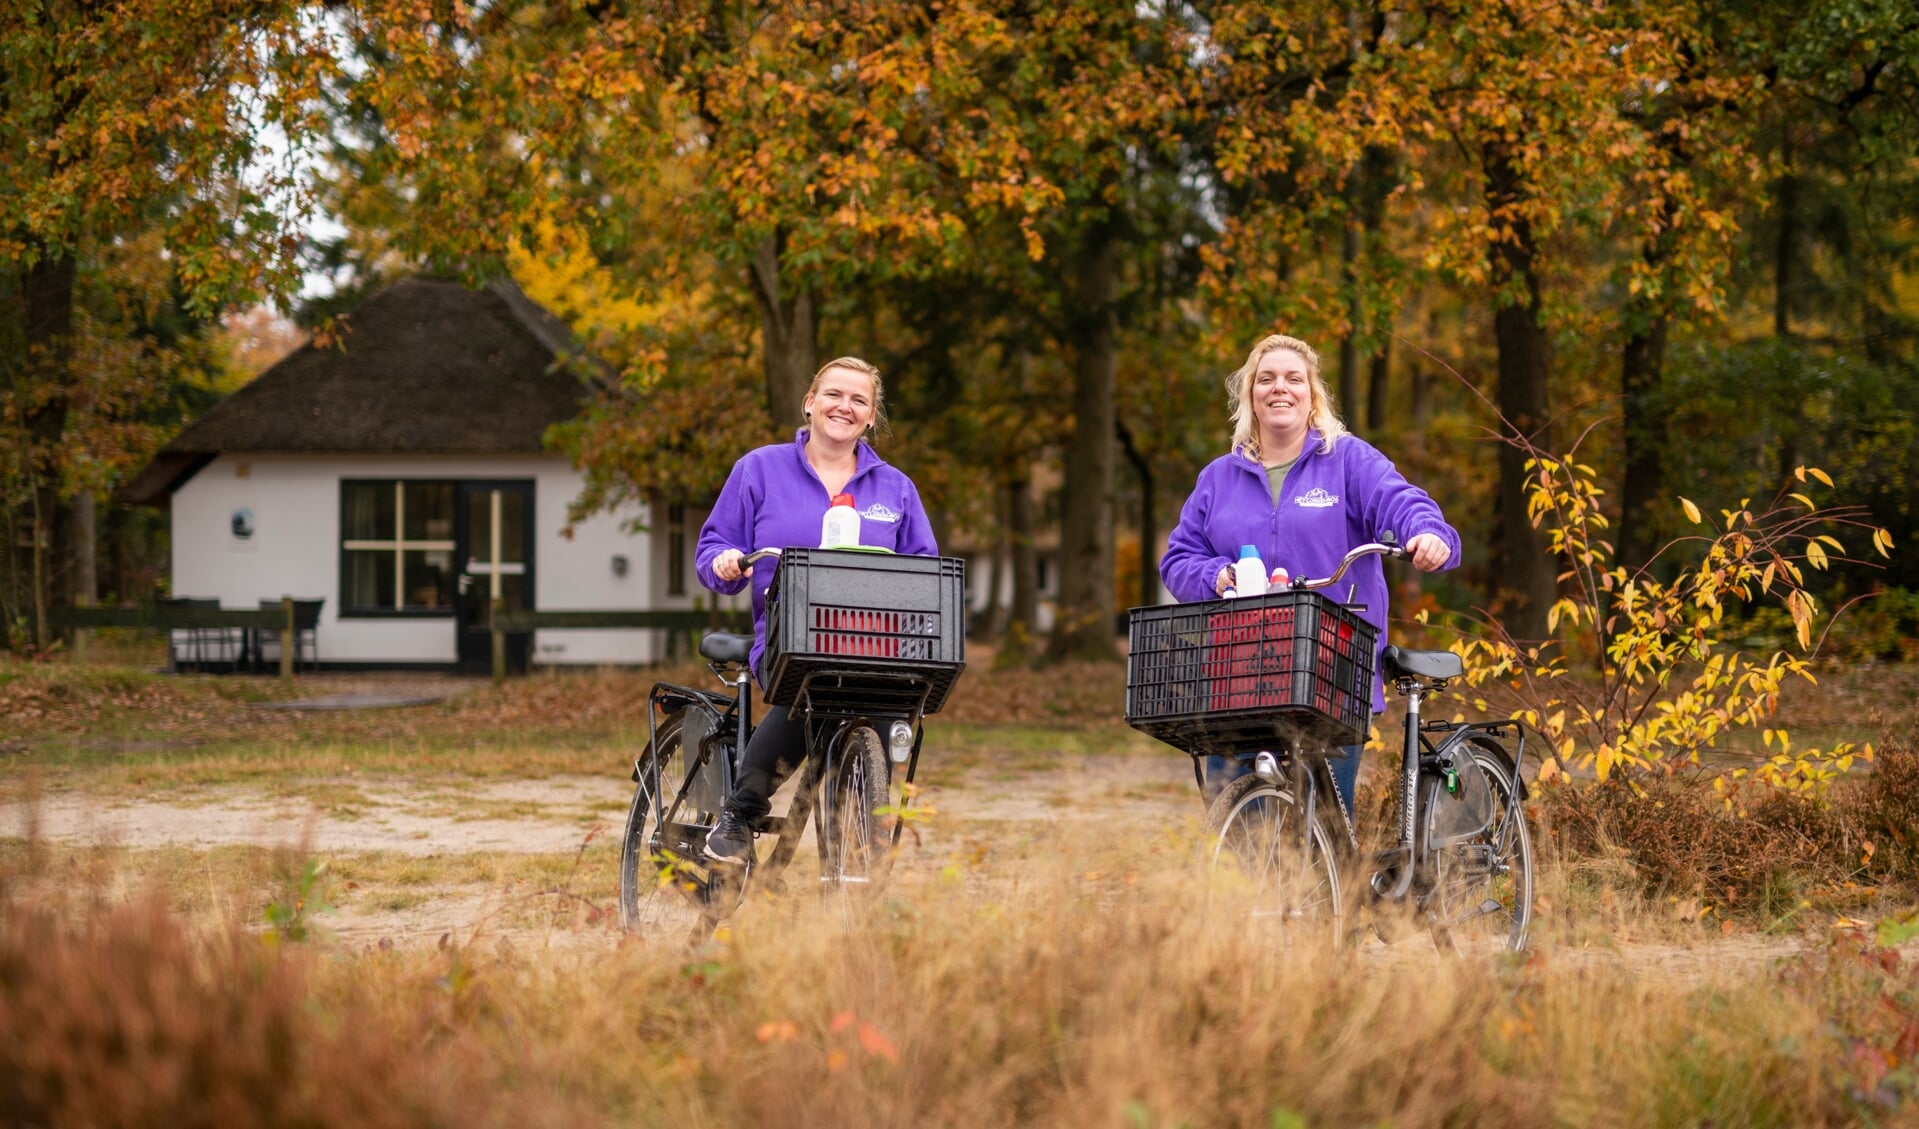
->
xmin=0 ymin=0 xmax=336 ymax=646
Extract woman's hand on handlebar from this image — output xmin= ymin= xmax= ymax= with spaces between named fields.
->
xmin=1404 ymin=532 xmax=1451 ymax=572
xmin=712 ymin=548 xmax=750 ymax=582
xmin=713 ymin=547 xmax=783 ymax=582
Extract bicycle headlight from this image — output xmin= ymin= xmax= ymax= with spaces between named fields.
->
xmin=887 ymin=720 xmax=914 ymax=764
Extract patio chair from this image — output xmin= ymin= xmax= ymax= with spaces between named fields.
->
xmin=255 ymin=597 xmax=324 ymax=673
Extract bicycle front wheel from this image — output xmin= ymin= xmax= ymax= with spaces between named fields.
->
xmin=1426 ymin=734 xmax=1535 ymax=951
xmin=618 ymin=715 xmax=717 ymax=933
xmin=1205 ymin=770 xmax=1347 ymax=942
xmin=817 ymin=725 xmax=893 ymax=891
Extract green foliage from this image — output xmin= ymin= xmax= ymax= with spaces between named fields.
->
xmin=1658 ymin=340 xmax=1919 ymax=590
xmin=263 ymin=856 xmax=334 ymax=945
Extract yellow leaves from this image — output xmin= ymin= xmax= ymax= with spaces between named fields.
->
xmin=1804 ymin=540 xmax=1828 ymax=571
xmin=1679 ymin=496 xmax=1701 ymax=524
xmin=1785 ymin=590 xmax=1815 ymax=650
xmin=1872 ymin=528 xmax=1895 ymax=558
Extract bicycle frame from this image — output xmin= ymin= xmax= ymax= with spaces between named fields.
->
xmin=640 ymin=666 xmax=752 ymax=863
xmin=638 ymin=658 xmax=939 ymax=890
xmin=1201 ymin=537 xmax=1535 ymax=936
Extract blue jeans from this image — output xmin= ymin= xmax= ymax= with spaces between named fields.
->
xmin=1202 ymin=744 xmax=1363 ymax=817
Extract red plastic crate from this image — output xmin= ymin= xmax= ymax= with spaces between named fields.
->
xmin=1126 ymin=590 xmax=1376 ymax=756
xmin=762 ymin=548 xmax=967 ymax=714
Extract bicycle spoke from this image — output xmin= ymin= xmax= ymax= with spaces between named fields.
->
xmin=1207 ymin=776 xmax=1344 ymax=942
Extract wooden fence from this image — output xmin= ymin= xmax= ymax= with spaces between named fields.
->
xmin=490 ymin=607 xmax=752 ymax=684
xmin=48 ymin=599 xmax=311 ymax=678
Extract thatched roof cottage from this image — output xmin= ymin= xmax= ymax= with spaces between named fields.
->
xmin=125 ymin=277 xmax=717 ymax=670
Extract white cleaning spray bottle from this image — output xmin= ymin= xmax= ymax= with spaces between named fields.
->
xmin=1231 ymin=544 xmax=1268 ymax=598
xmin=820 ymin=492 xmax=861 ymax=549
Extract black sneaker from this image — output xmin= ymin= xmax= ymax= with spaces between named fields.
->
xmin=703 ymin=810 xmax=753 ymax=864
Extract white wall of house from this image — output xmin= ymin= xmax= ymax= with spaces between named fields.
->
xmin=169 ymin=452 xmax=741 ymax=666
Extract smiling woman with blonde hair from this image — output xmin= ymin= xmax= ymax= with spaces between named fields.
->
xmin=696 ymin=355 xmax=936 ymax=862
xmin=1160 ymin=332 xmax=1460 ymax=815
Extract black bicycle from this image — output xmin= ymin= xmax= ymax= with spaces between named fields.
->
xmin=1127 ymin=538 xmax=1536 ymax=951
xmin=618 ymin=547 xmax=965 ymax=938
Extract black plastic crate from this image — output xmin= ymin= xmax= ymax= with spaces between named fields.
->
xmin=1125 ymin=589 xmax=1377 ymax=756
xmin=762 ymin=548 xmax=967 ymax=714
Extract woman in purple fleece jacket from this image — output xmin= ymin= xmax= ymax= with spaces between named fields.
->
xmin=1160 ymin=333 xmax=1461 ymax=816
xmin=695 ymin=356 xmax=938 ymax=862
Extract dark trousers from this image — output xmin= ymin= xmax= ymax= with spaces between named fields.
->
xmin=726 ymin=706 xmax=809 ymax=821
xmin=1202 ymin=744 xmax=1363 ymax=817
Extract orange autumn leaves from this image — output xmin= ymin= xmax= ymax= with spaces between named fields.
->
xmin=756 ymin=1010 xmax=902 ymax=1071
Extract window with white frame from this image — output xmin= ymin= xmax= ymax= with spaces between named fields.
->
xmin=341 ymin=480 xmax=457 ymax=614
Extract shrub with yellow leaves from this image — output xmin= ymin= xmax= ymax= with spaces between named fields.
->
xmin=1429 ymin=454 xmax=1892 ymax=802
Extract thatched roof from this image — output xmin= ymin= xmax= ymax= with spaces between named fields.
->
xmin=122 ymin=278 xmax=587 ymax=505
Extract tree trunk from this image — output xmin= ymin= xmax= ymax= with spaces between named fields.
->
xmin=1338 ymin=178 xmax=1363 ymax=425
xmin=1774 ymin=156 xmax=1796 ymax=341
xmin=1485 ymin=145 xmax=1556 ymax=644
xmin=1116 ymin=417 xmax=1156 ymax=610
xmin=1617 ymin=304 xmax=1668 ymax=575
xmin=1367 ymin=332 xmax=1391 ymax=433
xmin=748 ymin=231 xmax=816 ymax=429
xmin=23 ymin=248 xmax=76 ymax=650
xmin=997 ymin=476 xmax=1040 ymax=668
xmin=1410 ymin=307 xmax=1439 ymax=428
xmin=979 ymin=490 xmax=1007 ymax=640
xmin=1046 ymin=229 xmax=1120 ymax=662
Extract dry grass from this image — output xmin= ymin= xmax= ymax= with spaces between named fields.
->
xmin=5 ymin=653 xmax=1918 ymax=1122
xmin=3 ymin=816 xmax=1915 ymax=1127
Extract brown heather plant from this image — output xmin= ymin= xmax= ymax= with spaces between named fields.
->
xmin=0 ymin=886 xmax=589 ymax=1126
xmin=1537 ymin=739 xmax=1919 ymax=920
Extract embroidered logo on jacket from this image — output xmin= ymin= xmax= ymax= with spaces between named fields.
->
xmin=1294 ymin=488 xmax=1340 ymax=509
xmin=860 ymin=503 xmax=903 ymax=523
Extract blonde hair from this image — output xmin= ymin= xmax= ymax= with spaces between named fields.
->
xmin=805 ymin=355 xmax=890 ymax=439
xmin=1226 ymin=334 xmax=1347 ymax=459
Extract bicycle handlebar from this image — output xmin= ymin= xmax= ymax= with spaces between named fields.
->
xmin=1287 ymin=540 xmax=1411 ymax=593
xmin=742 ymin=547 xmax=783 ymax=567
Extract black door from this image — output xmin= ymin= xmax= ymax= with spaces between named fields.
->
xmin=455 ymin=481 xmax=535 ymax=669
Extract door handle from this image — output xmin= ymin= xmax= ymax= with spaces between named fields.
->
xmin=458 ymin=574 xmax=472 ymax=594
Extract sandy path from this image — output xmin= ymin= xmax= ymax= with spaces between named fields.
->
xmin=4 ymin=755 xmax=1865 ymax=976
xmin=0 ymin=755 xmax=1199 ymax=856
xmin=3 ymin=777 xmax=624 ymax=856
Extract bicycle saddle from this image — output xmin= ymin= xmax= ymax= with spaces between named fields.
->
xmin=1382 ymin=645 xmax=1464 ymax=681
xmin=699 ymin=632 xmax=753 ymax=665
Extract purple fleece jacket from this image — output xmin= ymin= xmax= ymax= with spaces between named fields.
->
xmin=696 ymin=430 xmax=939 ymax=684
xmin=1159 ymin=430 xmax=1461 ymax=712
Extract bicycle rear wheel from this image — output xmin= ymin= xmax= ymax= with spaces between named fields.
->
xmin=1205 ymin=769 xmax=1347 ymax=942
xmin=816 ymin=725 xmax=893 ymax=892
xmin=618 ymin=715 xmax=720 ymax=934
xmin=1425 ymin=735 xmax=1535 ymax=951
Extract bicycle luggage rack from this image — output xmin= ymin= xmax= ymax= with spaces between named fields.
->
xmin=1125 ymin=589 xmax=1378 ymax=756
xmin=761 ymin=548 xmax=968 ymax=715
